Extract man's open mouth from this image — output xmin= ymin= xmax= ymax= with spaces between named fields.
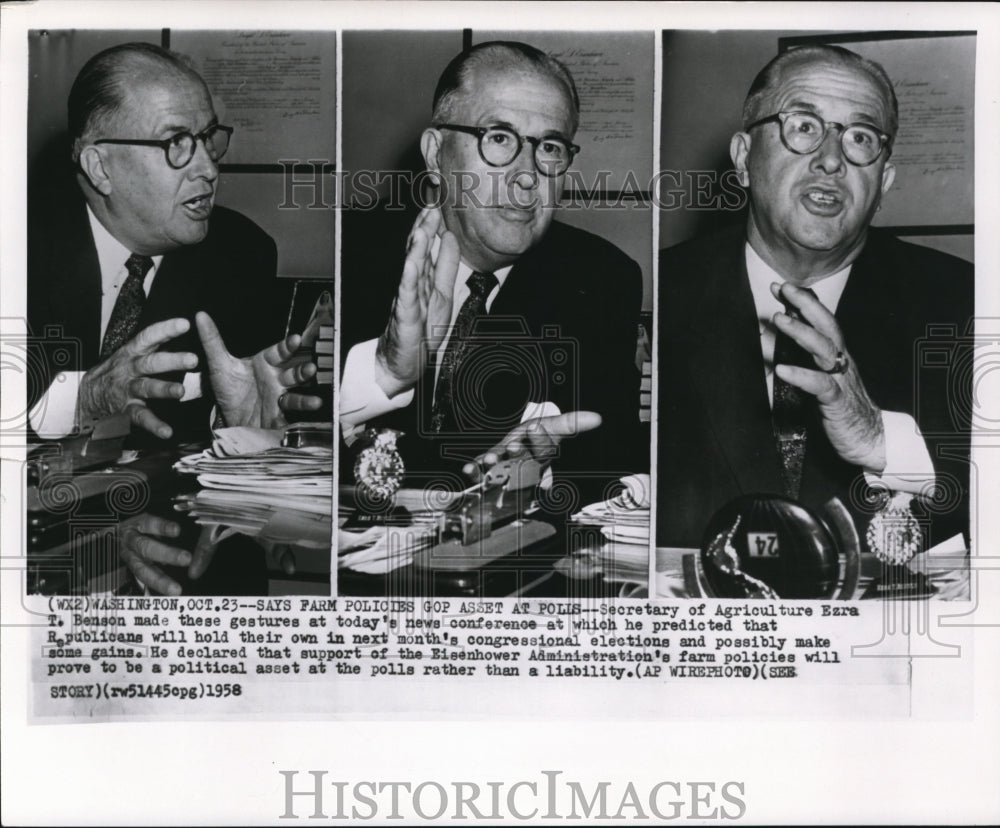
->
xmin=801 ymin=186 xmax=844 ymax=214
xmin=807 ymin=191 xmax=838 ymax=204
xmin=496 ymin=204 xmax=536 ymax=221
xmin=182 ymin=193 xmax=214 ymax=218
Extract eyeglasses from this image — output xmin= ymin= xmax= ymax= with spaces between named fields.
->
xmin=745 ymin=111 xmax=892 ymax=167
xmin=434 ymin=124 xmax=579 ymax=177
xmin=94 ymin=124 xmax=233 ymax=169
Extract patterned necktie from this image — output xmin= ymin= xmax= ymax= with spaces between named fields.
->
xmin=430 ymin=270 xmax=498 ymax=434
xmin=772 ymin=289 xmax=817 ymax=499
xmin=100 ymin=253 xmax=153 ymax=359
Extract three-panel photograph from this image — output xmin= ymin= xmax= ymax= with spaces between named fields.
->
xmin=3 ymin=4 xmax=995 ymax=826
xmin=22 ymin=27 xmax=975 ymax=603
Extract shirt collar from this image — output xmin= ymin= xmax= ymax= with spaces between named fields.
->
xmin=86 ymin=205 xmax=163 ymax=286
xmin=428 ymin=232 xmax=513 ymax=289
xmin=745 ymin=241 xmax=851 ymax=329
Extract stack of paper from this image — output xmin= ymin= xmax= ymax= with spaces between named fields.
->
xmin=568 ymin=474 xmax=651 ymax=583
xmin=175 ymin=430 xmax=331 ymax=496
xmin=173 ymin=427 xmax=332 ymax=545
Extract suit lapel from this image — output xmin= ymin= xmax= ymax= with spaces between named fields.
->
xmin=138 ymin=242 xmax=210 ymax=359
xmin=145 ymin=248 xmax=201 ymax=320
xmin=683 ymin=235 xmax=786 ymax=495
xmin=833 ymin=235 xmax=897 ymax=385
xmin=491 ymin=250 xmax=546 ymax=322
xmin=50 ymin=195 xmax=103 ymax=365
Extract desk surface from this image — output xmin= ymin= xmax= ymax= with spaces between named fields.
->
xmin=338 ymin=511 xmax=586 ymax=598
xmin=27 ymin=442 xmax=331 ymax=597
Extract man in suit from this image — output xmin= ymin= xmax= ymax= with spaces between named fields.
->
xmin=340 ymin=41 xmax=643 ymax=500
xmin=657 ymin=44 xmax=973 ymax=553
xmin=28 ymin=42 xmax=318 ymax=444
xmin=27 ymin=42 xmax=320 ymax=593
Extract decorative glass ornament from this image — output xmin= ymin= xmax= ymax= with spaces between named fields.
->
xmin=353 ymin=428 xmax=405 ymax=500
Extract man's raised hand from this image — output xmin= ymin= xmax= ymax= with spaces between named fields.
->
xmin=197 ymin=312 xmax=322 ymax=429
xmin=375 ymin=206 xmax=460 ymax=398
xmin=771 ymin=282 xmax=886 ymax=471
xmin=77 ymin=317 xmax=197 ymax=439
xmin=462 ymin=411 xmax=603 ymax=486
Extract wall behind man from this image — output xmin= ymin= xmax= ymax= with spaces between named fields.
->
xmin=28 ymin=29 xmax=162 ymax=186
xmin=659 ymin=30 xmax=974 ymax=263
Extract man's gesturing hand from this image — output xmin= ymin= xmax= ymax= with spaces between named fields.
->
xmin=375 ymin=206 xmax=460 ymax=398
xmin=120 ymin=516 xmax=223 ymax=596
xmin=462 ymin=411 xmax=603 ymax=486
xmin=77 ymin=318 xmax=197 ymax=439
xmin=197 ymin=312 xmax=322 ymax=429
xmin=771 ymin=282 xmax=886 ymax=471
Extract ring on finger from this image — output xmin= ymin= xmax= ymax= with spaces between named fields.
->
xmin=825 ymin=350 xmax=849 ymax=375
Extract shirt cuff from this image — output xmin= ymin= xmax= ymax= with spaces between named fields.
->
xmin=339 ymin=338 xmax=414 ymax=441
xmin=863 ymin=410 xmax=935 ymax=496
xmin=180 ymin=371 xmax=202 ymax=402
xmin=28 ymin=371 xmax=83 ymax=439
xmin=522 ymin=400 xmax=561 ymax=422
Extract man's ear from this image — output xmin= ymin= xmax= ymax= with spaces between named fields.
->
xmin=730 ymin=131 xmax=751 ymax=187
xmin=420 ymin=127 xmax=443 ymax=173
xmin=78 ymin=146 xmax=113 ymax=196
xmin=879 ymin=160 xmax=896 ymax=199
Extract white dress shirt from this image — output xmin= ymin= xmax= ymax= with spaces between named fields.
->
xmin=745 ymin=242 xmax=934 ymax=494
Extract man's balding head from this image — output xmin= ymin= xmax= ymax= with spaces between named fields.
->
xmin=70 ymin=42 xmax=221 ymax=255
xmin=431 ymin=41 xmax=580 ymax=136
xmin=421 ymin=41 xmax=579 ymax=272
xmin=730 ymin=43 xmax=898 ymax=281
xmin=742 ymin=44 xmax=898 ymax=138
xmin=68 ymin=42 xmax=208 ymax=162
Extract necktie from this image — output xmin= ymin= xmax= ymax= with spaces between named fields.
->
xmin=100 ymin=253 xmax=153 ymax=359
xmin=772 ymin=289 xmax=816 ymax=499
xmin=430 ymin=270 xmax=498 ymax=434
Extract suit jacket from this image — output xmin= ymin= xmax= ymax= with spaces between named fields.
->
xmin=341 ymin=206 xmax=645 ymax=500
xmin=657 ymin=225 xmax=974 ymax=549
xmin=28 ymin=179 xmax=290 ymax=443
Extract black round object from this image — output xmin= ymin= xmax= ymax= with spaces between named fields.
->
xmin=700 ymin=494 xmax=840 ymax=599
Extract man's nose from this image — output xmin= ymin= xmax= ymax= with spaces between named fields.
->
xmin=507 ymin=140 xmax=540 ymax=189
xmin=809 ymin=126 xmax=846 ymax=175
xmin=187 ymin=136 xmax=219 ymax=180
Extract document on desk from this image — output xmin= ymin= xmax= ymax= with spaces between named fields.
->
xmin=173 ymin=427 xmax=333 ymax=542
xmin=177 ymin=490 xmax=332 ymax=547
xmin=568 ymin=474 xmax=651 ymax=583
xmin=174 ymin=444 xmax=333 ymax=497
